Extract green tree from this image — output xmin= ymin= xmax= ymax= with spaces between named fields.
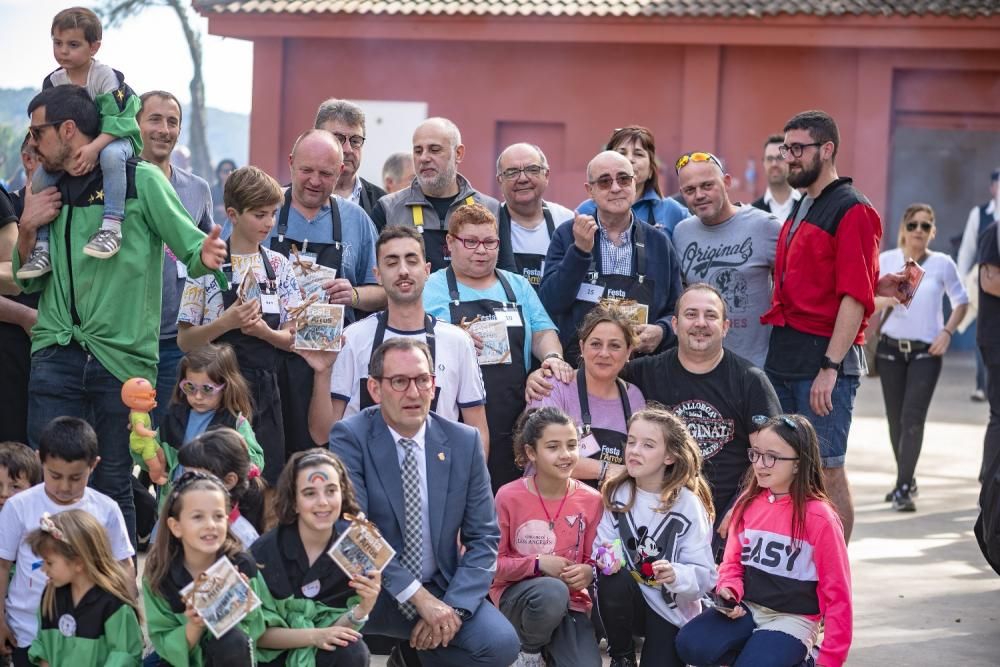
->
xmin=0 ymin=123 xmax=27 ymax=185
xmin=97 ymin=0 xmax=212 ymax=179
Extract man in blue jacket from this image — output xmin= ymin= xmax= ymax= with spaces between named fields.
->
xmin=539 ymin=150 xmax=682 ymax=365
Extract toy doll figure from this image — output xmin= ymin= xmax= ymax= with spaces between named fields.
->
xmin=122 ymin=377 xmax=167 ymax=484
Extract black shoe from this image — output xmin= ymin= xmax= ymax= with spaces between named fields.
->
xmin=891 ymin=486 xmax=916 ymax=512
xmin=886 ymin=478 xmax=918 ymax=502
xmin=387 ymin=644 xmax=421 ymax=667
xmin=610 ymin=656 xmax=638 ymax=667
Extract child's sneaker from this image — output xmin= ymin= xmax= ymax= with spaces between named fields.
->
xmin=83 ymin=227 xmax=122 ymax=259
xmin=16 ymin=247 xmax=52 ymax=279
xmin=512 ymin=651 xmax=545 ymax=667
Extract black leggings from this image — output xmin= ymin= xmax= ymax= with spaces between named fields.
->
xmin=597 ymin=569 xmax=682 ymax=667
xmin=877 ymin=339 xmax=943 ymax=489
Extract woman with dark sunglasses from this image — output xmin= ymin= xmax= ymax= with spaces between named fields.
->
xmin=875 ymin=203 xmax=968 ymax=511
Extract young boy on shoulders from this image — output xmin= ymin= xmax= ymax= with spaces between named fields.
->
xmin=0 ymin=443 xmax=41 ymax=511
xmin=0 ymin=418 xmax=134 ymax=664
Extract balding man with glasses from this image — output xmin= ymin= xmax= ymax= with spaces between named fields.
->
xmin=495 ymin=143 xmax=574 ymax=292
xmin=539 ymin=150 xmax=682 ymax=365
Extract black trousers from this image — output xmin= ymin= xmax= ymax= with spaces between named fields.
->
xmin=0 ymin=326 xmax=30 ymax=443
xmin=981 ymin=345 xmax=1000 ymax=482
xmin=596 ymin=569 xmax=682 ymax=667
xmin=877 ymin=340 xmax=943 ymax=489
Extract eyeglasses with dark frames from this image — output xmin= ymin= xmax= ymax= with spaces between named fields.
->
xmin=451 ymin=236 xmax=501 ymax=251
xmin=778 ymin=142 xmax=822 ymax=159
xmin=748 ymin=448 xmax=799 ymax=469
xmin=499 ymin=165 xmax=547 ymax=181
xmin=332 ymin=132 xmax=366 ymax=150
xmin=28 ymin=121 xmax=64 ymax=142
xmin=905 ymin=222 xmax=933 ymax=232
xmin=373 ymin=373 xmax=435 ymax=392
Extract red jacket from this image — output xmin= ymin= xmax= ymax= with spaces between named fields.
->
xmin=761 ymin=178 xmax=882 ymax=343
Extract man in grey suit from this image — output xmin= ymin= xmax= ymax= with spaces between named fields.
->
xmin=330 ymin=337 xmax=520 ymax=666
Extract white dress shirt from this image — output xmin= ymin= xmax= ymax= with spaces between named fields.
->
xmin=763 ymin=186 xmax=802 ymax=224
xmin=387 ymin=422 xmax=438 ymax=602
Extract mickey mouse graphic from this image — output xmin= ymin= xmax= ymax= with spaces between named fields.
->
xmin=627 ymin=525 xmax=662 ymax=585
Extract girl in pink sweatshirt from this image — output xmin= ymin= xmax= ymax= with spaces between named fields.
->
xmin=676 ymin=414 xmax=853 ymax=667
xmin=491 ymin=407 xmax=604 ymax=667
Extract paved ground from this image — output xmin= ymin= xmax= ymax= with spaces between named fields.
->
xmin=373 ymin=351 xmax=1000 ymax=666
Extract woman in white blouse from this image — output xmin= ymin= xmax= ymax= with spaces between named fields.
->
xmin=876 ymin=203 xmax=969 ymax=512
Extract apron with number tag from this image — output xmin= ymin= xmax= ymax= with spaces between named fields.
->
xmin=576 ymin=370 xmax=633 ymax=488
xmin=502 ymin=203 xmax=555 ymax=293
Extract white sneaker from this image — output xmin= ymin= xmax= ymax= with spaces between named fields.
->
xmin=512 ymin=651 xmax=545 ymax=667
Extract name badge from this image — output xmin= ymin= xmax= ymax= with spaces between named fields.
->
xmin=261 ymin=292 xmax=280 ymax=314
xmin=494 ymin=308 xmax=522 ymax=328
xmin=301 ymin=580 xmax=321 ymax=598
xmin=176 ymin=259 xmax=188 ymax=280
xmin=579 ymin=433 xmax=600 ymax=458
xmin=576 ymin=283 xmax=604 ymax=303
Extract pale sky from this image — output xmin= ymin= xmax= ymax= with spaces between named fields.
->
xmin=0 ymin=0 xmax=253 ymax=114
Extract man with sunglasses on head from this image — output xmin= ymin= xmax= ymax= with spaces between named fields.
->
xmin=495 ymin=143 xmax=574 ymax=292
xmin=372 ymin=117 xmax=517 ymax=273
xmin=314 ymin=98 xmax=386 ymax=218
xmin=673 ymin=151 xmax=781 ymax=369
xmin=761 ymin=110 xmax=883 ymax=543
xmin=423 ymin=202 xmax=570 ymax=492
xmin=539 ymin=150 xmax=682 ymax=365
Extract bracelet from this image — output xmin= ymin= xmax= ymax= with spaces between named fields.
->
xmin=346 ymin=605 xmax=369 ymax=626
xmin=942 ymin=329 xmax=953 ymax=337
xmin=597 ymin=460 xmax=610 ymax=485
xmin=543 ymin=352 xmax=563 ymax=362
xmin=351 ymin=287 xmax=360 ymax=307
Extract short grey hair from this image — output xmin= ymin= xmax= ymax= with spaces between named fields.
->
xmin=369 ymin=338 xmax=433 ymax=378
xmin=417 ymin=117 xmax=462 ymax=149
xmin=314 ymin=99 xmax=366 ymax=133
xmin=496 ymin=143 xmax=548 ymax=176
xmin=382 ymin=151 xmax=413 ymax=181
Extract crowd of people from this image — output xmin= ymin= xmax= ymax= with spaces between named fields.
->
xmin=0 ymin=5 xmax=995 ymax=667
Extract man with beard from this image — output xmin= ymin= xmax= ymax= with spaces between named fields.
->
xmin=761 ymin=110 xmax=882 ymax=542
xmin=372 ymin=117 xmax=516 ymax=273
xmin=323 ymin=225 xmax=489 ymax=449
xmin=12 ymin=85 xmax=226 ymax=546
xmin=137 ymin=90 xmax=215 ymax=424
xmin=314 ymin=98 xmax=386 ymax=217
xmin=751 ymin=134 xmax=801 ymax=223
xmin=673 ymin=151 xmax=780 ymax=368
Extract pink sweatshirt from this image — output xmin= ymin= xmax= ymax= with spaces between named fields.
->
xmin=717 ymin=491 xmax=853 ymax=667
xmin=491 ymin=478 xmax=603 ymax=613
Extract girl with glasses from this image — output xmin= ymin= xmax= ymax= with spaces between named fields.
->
xmin=875 ymin=203 xmax=968 ymax=511
xmin=677 ymin=414 xmax=851 ymax=667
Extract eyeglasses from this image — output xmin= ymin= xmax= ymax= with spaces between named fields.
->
xmin=763 ymin=155 xmax=785 ymax=164
xmin=499 ymin=165 xmax=547 ymax=181
xmin=332 ymin=132 xmax=366 ymax=150
xmin=180 ymin=380 xmax=227 ymax=397
xmin=451 ymin=235 xmax=500 ymax=251
xmin=589 ymin=173 xmax=635 ymax=190
xmin=906 ymin=222 xmax=933 ymax=232
xmin=674 ymin=152 xmax=724 ymax=173
xmin=28 ymin=121 xmax=64 ymax=142
xmin=748 ymin=448 xmax=799 ymax=469
xmin=778 ymin=143 xmax=822 ymax=159
xmin=374 ymin=373 xmax=435 ymax=392
xmin=751 ymin=414 xmax=798 ymax=431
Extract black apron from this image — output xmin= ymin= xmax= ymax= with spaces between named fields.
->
xmin=567 ymin=220 xmax=655 ymax=366
xmin=577 ymin=370 xmax=633 ymax=488
xmin=271 ymin=189 xmax=348 ymax=456
xmin=503 ymin=203 xmax=555 ymax=293
xmin=410 ymin=195 xmax=475 ymax=272
xmin=217 ymin=244 xmax=284 ymax=483
xmin=445 ymin=267 xmax=526 ymax=493
xmin=357 ymin=311 xmax=441 ymax=411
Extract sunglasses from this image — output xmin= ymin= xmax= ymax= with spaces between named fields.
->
xmin=180 ymin=380 xmax=227 ymax=397
xmin=905 ymin=222 xmax=933 ymax=232
xmin=28 ymin=121 xmax=64 ymax=142
xmin=589 ymin=173 xmax=635 ymax=190
xmin=675 ymin=152 xmax=724 ymax=173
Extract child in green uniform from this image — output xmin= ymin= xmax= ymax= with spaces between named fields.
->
xmin=143 ymin=471 xmax=269 ymax=667
xmin=26 ymin=510 xmax=143 ymax=667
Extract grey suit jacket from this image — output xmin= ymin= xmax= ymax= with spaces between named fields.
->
xmin=329 ymin=407 xmax=498 ymax=613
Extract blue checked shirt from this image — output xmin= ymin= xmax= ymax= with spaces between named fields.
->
xmin=597 ymin=216 xmax=635 ymax=276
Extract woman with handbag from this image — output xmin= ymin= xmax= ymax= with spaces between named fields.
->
xmin=877 ymin=203 xmax=968 ymax=511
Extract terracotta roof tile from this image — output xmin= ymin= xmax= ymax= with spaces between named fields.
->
xmin=195 ymin=0 xmax=1000 ymax=18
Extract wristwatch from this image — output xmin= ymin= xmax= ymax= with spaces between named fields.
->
xmin=820 ymin=356 xmax=842 ymax=372
xmin=453 ymin=607 xmax=472 ymax=621
xmin=543 ymin=352 xmax=563 ymax=362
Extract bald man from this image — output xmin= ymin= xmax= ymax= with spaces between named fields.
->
xmin=266 ymin=128 xmax=385 ymax=454
xmin=372 ymin=117 xmax=516 ymax=273
xmin=539 ymin=151 xmax=682 ymax=365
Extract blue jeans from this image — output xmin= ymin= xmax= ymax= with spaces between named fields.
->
xmin=32 ymin=137 xmax=133 ymax=224
xmin=676 ymin=607 xmax=811 ymax=667
xmin=365 ymin=585 xmax=520 ymax=666
xmin=153 ymin=336 xmax=184 ymax=426
xmin=767 ymin=374 xmax=860 ymax=468
xmin=27 ymin=342 xmax=137 ymax=548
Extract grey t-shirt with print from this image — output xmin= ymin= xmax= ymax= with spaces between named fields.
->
xmin=672 ymin=205 xmax=781 ymax=367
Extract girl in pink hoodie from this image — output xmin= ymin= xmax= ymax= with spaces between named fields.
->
xmin=676 ymin=414 xmax=852 ymax=667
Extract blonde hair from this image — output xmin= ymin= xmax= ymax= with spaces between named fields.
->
xmin=601 ymin=406 xmax=715 ymax=521
xmin=897 ymin=203 xmax=935 ymax=248
xmin=26 ymin=510 xmax=139 ymax=622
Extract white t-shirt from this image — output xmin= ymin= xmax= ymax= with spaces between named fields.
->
xmin=879 ymin=248 xmax=968 ymax=344
xmin=0 ymin=485 xmax=134 ymax=647
xmin=330 ymin=312 xmax=487 ymax=418
xmin=509 ymin=201 xmax=575 ymax=257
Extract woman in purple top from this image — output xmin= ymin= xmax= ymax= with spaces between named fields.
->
xmin=528 ymin=306 xmax=645 ymax=486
